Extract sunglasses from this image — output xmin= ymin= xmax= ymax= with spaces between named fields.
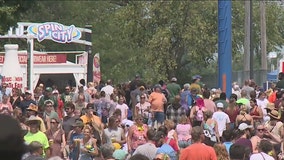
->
xmin=257 ymin=129 xmax=265 ymax=132
xmin=50 ymin=121 xmax=57 ymax=124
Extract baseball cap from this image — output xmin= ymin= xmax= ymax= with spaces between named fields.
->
xmin=216 ymin=102 xmax=224 ymax=108
xmin=238 ymin=123 xmax=253 ymax=131
xmin=25 ymin=90 xmax=32 ymax=95
xmin=171 ymin=77 xmax=177 ymax=82
xmin=52 ymin=90 xmax=59 ymax=94
xmin=45 ymin=87 xmax=52 ymax=92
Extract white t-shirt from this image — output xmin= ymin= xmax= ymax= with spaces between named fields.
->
xmin=256 ymin=98 xmax=269 ymax=122
xmin=116 ymin=103 xmax=129 ymax=120
xmin=212 ymin=111 xmax=230 ymax=136
xmin=250 ymin=152 xmax=274 ymax=160
xmin=101 ymin=85 xmax=114 ymax=100
xmin=135 ymin=102 xmax=151 ymax=117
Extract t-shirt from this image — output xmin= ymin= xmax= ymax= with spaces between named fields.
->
xmin=180 ymin=143 xmax=217 ymax=160
xmin=235 ymin=138 xmax=253 ymax=152
xmin=24 ymin=131 xmax=49 ymax=157
xmin=212 ymin=111 xmax=230 ymax=136
xmin=133 ymin=143 xmax=158 ymax=160
xmin=116 ymin=103 xmax=129 ymax=120
xmin=24 ymin=131 xmax=49 ymax=149
xmin=80 ymin=114 xmax=102 ymax=127
xmin=250 ymin=152 xmax=274 ymax=160
xmin=104 ymin=127 xmax=124 ymax=143
xmin=149 ymin=92 xmax=166 ymax=112
xmin=223 ymin=141 xmax=233 ymax=153
xmin=204 ymin=99 xmax=217 ymax=113
xmin=62 ymin=115 xmax=78 ymax=137
xmin=156 ymin=143 xmax=177 ymax=160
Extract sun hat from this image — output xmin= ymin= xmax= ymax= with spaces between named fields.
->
xmin=26 ymin=115 xmax=41 ymax=125
xmin=238 ymin=123 xmax=253 ymax=131
xmin=268 ymin=110 xmax=281 ymax=120
xmin=26 ymin=103 xmax=38 ymax=112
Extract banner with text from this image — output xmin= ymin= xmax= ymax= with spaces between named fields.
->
xmin=0 ymin=54 xmax=66 ymax=64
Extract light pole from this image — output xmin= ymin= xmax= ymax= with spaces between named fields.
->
xmin=27 ymin=34 xmax=34 ymax=92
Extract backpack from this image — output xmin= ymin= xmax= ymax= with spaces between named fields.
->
xmin=196 ymin=106 xmax=204 ymax=121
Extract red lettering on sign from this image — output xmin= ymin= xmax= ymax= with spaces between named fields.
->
xmin=0 ymin=54 xmax=66 ymax=64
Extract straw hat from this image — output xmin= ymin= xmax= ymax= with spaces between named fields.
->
xmin=26 ymin=104 xmax=38 ymax=112
xmin=268 ymin=110 xmax=281 ymax=120
xmin=26 ymin=115 xmax=41 ymax=125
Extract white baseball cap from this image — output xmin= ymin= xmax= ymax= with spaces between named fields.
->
xmin=238 ymin=123 xmax=253 ymax=131
xmin=216 ymin=102 xmax=224 ymax=108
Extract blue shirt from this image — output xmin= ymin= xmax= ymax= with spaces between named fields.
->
xmin=223 ymin=141 xmax=233 ymax=153
xmin=156 ymin=144 xmax=177 ymax=160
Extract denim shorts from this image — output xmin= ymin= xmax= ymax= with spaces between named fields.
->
xmin=154 ymin=112 xmax=165 ymax=123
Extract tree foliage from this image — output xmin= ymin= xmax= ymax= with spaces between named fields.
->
xmin=1 ymin=1 xmax=284 ymax=86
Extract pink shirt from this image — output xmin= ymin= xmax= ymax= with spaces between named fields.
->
xmin=204 ymin=99 xmax=217 ymax=113
xmin=176 ymin=124 xmax=192 ymax=141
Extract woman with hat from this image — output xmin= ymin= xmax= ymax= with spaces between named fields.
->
xmin=45 ymin=114 xmax=66 ymax=159
xmin=24 ymin=115 xmax=50 ymax=158
xmin=264 ymin=110 xmax=283 ymax=141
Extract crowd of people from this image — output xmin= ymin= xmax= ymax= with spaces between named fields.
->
xmin=1 ymin=75 xmax=284 ymax=160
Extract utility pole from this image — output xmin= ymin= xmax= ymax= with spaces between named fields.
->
xmin=260 ymin=0 xmax=267 ymax=84
xmin=244 ymin=1 xmax=251 ymax=81
xmin=249 ymin=0 xmax=254 ymax=80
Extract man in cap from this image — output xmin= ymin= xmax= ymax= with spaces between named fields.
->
xmin=234 ymin=123 xmax=253 ymax=153
xmin=43 ymin=100 xmax=59 ymax=130
xmin=38 ymin=87 xmax=58 ymax=113
xmin=167 ymin=77 xmax=181 ymax=104
xmin=212 ymin=102 xmax=230 ymax=137
xmin=61 ymin=85 xmax=74 ymax=106
xmin=72 ymin=84 xmax=92 ymax=103
xmin=24 ymin=115 xmax=50 ymax=158
xmin=69 ymin=119 xmax=84 ymax=160
xmin=19 ymin=90 xmax=36 ymax=115
xmin=180 ymin=126 xmax=217 ymax=160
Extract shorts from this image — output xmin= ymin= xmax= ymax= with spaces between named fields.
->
xmin=154 ymin=112 xmax=165 ymax=123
